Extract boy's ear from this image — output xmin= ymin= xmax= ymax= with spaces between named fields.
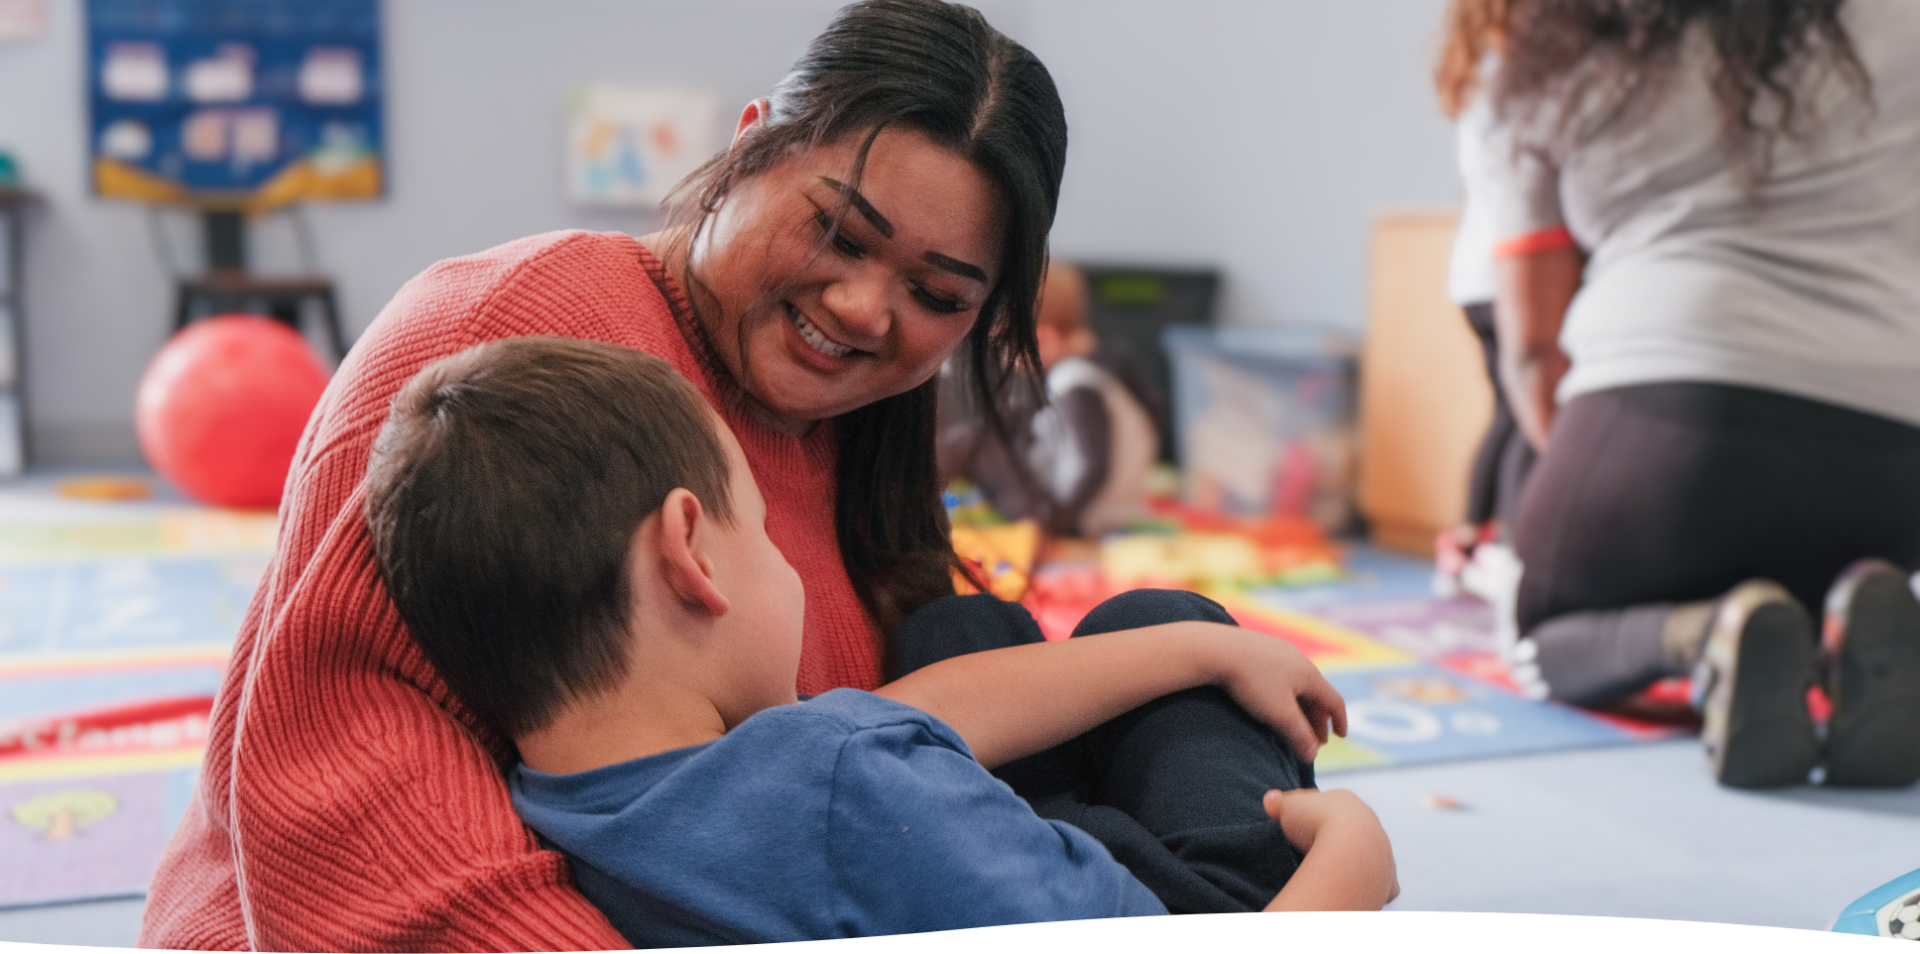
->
xmin=657 ymin=488 xmax=730 ymax=619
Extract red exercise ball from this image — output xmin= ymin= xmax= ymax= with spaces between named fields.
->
xmin=136 ymin=315 xmax=330 ymax=509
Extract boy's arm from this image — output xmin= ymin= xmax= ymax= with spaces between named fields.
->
xmin=874 ymin=622 xmax=1345 ymax=769
xmin=1260 ymin=788 xmax=1399 ymax=911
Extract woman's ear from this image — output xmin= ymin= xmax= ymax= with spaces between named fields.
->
xmin=731 ymin=98 xmax=770 ymax=151
xmin=656 ymin=488 xmax=730 ymax=619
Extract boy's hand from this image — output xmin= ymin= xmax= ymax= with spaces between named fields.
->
xmin=1260 ymin=788 xmax=1399 ymax=911
xmin=1201 ymin=627 xmax=1348 ymax=762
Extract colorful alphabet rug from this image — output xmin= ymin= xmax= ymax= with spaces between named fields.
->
xmin=2 ymin=494 xmax=1686 ymax=908
xmin=1023 ymin=544 xmax=1688 ymax=775
xmin=0 ymin=500 xmax=270 ymax=908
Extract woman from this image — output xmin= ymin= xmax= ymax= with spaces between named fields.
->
xmin=1482 ymin=0 xmax=1920 ymax=787
xmin=139 ymin=3 xmax=1319 ymax=949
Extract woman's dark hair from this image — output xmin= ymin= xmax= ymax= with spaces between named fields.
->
xmin=663 ymin=0 xmax=1067 ymax=639
xmin=1494 ymin=0 xmax=1868 ymax=182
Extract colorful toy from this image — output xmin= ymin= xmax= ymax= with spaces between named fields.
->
xmin=943 ymin=479 xmax=1010 ymax=528
xmin=1100 ymin=507 xmax=1343 ymax=590
xmin=135 ymin=315 xmax=329 ymax=509
xmin=1833 ymin=866 xmax=1920 ymax=938
xmin=951 ymin=520 xmax=1041 ymax=601
xmin=55 ymin=475 xmax=154 ymax=501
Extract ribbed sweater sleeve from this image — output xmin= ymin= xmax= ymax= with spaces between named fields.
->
xmin=139 ymin=231 xmax=883 ymax=951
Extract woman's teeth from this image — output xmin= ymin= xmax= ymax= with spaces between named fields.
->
xmin=789 ymin=307 xmax=854 ymax=359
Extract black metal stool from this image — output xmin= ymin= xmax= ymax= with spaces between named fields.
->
xmin=175 ymin=271 xmax=347 ymax=363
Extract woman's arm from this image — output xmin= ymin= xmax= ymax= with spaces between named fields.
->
xmin=874 ymin=622 xmax=1345 ymax=769
xmin=1494 ymin=242 xmax=1582 ymax=449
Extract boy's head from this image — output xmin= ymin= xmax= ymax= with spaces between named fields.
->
xmin=1034 ymin=261 xmax=1096 ymax=371
xmin=365 ymin=336 xmax=802 ymax=741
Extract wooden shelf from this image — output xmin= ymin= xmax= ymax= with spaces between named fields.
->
xmin=1357 ymin=211 xmax=1491 ymax=557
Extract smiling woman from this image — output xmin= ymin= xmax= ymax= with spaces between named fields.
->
xmin=656 ymin=0 xmax=1067 ymax=635
xmin=137 ymin=2 xmax=1071 ymax=950
xmin=676 ymin=127 xmax=1006 ymax=432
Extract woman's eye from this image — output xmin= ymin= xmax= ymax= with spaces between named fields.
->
xmin=813 ymin=212 xmax=863 ymax=258
xmin=913 ymin=287 xmax=967 ymax=314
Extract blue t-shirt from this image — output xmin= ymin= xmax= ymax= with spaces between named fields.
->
xmin=510 ymin=689 xmax=1166 ymax=946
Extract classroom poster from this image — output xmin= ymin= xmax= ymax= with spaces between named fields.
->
xmin=566 ymin=84 xmax=720 ymax=209
xmin=86 ymin=0 xmax=384 ymax=208
xmin=0 ymin=0 xmax=47 ymax=42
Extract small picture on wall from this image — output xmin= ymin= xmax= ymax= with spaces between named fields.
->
xmin=566 ymin=84 xmax=720 ymax=210
xmin=0 ymin=0 xmax=46 ymax=43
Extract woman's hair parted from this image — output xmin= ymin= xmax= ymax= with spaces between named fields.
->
xmin=1493 ymin=0 xmax=1869 ymax=183
xmin=663 ymin=0 xmax=1068 ymax=640
xmin=364 ymin=337 xmax=733 ymax=738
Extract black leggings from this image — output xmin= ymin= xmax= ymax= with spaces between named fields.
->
xmin=890 ymin=589 xmax=1313 ymax=914
xmin=1515 ymin=382 xmax=1920 ymax=704
xmin=1463 ymin=302 xmax=1537 ymax=529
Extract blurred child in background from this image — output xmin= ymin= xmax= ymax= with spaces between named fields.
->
xmin=940 ymin=262 xmax=1161 ymax=538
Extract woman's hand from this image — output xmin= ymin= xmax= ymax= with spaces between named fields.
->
xmin=1495 ymin=244 xmax=1582 ymax=450
xmin=1261 ymin=788 xmax=1399 ymax=912
xmin=1195 ymin=625 xmax=1347 ymax=763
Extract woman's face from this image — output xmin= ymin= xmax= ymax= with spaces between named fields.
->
xmin=688 ymin=124 xmax=1009 ymax=433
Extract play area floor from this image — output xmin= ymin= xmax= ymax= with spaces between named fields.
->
xmin=0 ymin=474 xmax=1915 ymax=943
xmin=1075 ymin=547 xmax=1684 ymax=775
xmin=0 ymin=476 xmax=268 ymax=910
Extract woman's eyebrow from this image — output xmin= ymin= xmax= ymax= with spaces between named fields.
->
xmin=819 ymin=176 xmax=988 ymax=283
xmin=924 ymin=251 xmax=987 ymax=282
xmin=818 ymin=177 xmax=893 ymax=238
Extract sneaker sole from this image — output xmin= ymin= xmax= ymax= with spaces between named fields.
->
xmin=1827 ymin=570 xmax=1920 ymax=787
xmin=1710 ymin=601 xmax=1820 ymax=789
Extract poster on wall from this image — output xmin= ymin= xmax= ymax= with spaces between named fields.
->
xmin=0 ymin=0 xmax=48 ymax=42
xmin=566 ymin=85 xmax=720 ymax=210
xmin=86 ymin=0 xmax=383 ymax=208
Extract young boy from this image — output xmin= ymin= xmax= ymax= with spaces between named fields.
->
xmin=364 ymin=337 xmax=1397 ymax=947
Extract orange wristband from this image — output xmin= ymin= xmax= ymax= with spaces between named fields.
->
xmin=1494 ymin=225 xmax=1576 ymax=259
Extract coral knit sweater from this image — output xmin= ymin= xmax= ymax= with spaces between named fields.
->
xmin=139 ymin=231 xmax=883 ymax=952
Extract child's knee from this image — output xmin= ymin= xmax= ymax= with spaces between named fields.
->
xmin=1073 ymin=588 xmax=1237 ymax=636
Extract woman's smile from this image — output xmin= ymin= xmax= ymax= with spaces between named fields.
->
xmin=784 ymin=302 xmax=858 ymax=365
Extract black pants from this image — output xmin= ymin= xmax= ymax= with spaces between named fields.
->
xmin=890 ymin=589 xmax=1313 ymax=914
xmin=1463 ymin=302 xmax=1537 ymax=529
xmin=1515 ymin=382 xmax=1920 ymax=704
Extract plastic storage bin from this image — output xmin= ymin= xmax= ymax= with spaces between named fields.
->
xmin=1163 ymin=325 xmax=1358 ymax=531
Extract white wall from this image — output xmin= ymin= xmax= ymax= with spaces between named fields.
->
xmin=1031 ymin=0 xmax=1456 ymax=327
xmin=0 ymin=0 xmax=1453 ymax=464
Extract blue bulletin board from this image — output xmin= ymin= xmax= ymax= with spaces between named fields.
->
xmin=86 ymin=0 xmax=383 ymax=208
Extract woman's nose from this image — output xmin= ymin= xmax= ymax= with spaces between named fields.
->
xmin=820 ymin=267 xmax=892 ymax=342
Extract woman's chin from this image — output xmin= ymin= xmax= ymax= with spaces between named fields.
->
xmin=742 ymin=368 xmax=856 ymax=434
xmin=742 ymin=336 xmax=868 ymax=430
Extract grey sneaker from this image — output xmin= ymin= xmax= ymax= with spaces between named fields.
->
xmin=1822 ymin=559 xmax=1920 ymax=787
xmin=1692 ymin=580 xmax=1820 ymax=789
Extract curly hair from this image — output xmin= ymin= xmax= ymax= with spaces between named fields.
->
xmin=1435 ymin=0 xmax=1510 ymax=119
xmin=1493 ymin=0 xmax=1870 ymax=182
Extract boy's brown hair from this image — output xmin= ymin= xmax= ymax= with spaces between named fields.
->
xmin=365 ymin=336 xmax=733 ymax=738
